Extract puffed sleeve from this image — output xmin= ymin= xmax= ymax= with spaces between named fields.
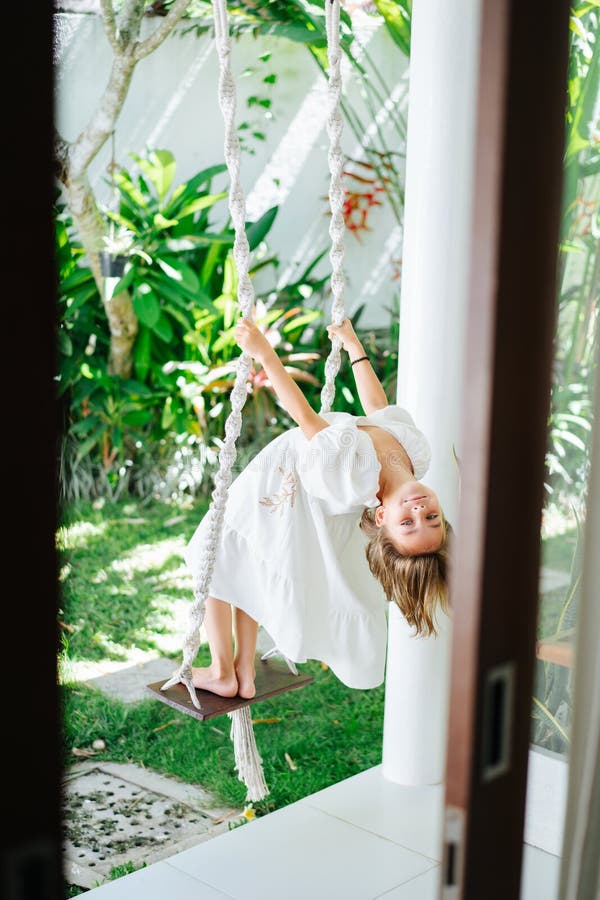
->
xmin=365 ymin=405 xmax=431 ymax=480
xmin=297 ymin=413 xmax=381 ymax=515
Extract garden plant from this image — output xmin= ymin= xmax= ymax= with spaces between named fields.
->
xmin=56 ymin=3 xmax=599 ymax=895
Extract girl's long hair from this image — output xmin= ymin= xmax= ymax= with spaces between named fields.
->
xmin=360 ymin=508 xmax=453 ymax=637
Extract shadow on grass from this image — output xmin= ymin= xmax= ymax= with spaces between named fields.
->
xmin=59 ymin=498 xmax=208 ymax=662
xmin=62 ymin=651 xmax=385 ymax=814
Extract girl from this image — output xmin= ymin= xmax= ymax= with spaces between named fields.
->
xmin=183 ymin=317 xmax=451 ymax=700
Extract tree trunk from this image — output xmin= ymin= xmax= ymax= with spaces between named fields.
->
xmin=64 ymin=54 xmax=140 ymax=377
xmin=65 ymin=171 xmax=139 ymax=377
xmin=55 ymin=0 xmax=191 ymax=377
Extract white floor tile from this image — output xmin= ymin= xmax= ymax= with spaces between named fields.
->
xmin=520 ymin=843 xmax=561 ymax=900
xmin=301 ymin=765 xmax=444 ymax=860
xmin=168 ymin=802 xmax=435 ymax=900
xmin=374 ymin=866 xmax=441 ymax=899
xmin=83 ymin=860 xmax=235 ymax=898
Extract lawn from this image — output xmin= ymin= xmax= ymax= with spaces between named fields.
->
xmin=59 ymin=498 xmax=386 ymax=814
xmin=59 ymin=495 xmax=576 ymax=897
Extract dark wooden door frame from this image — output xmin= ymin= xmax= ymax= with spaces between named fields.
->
xmin=442 ymin=1 xmax=571 ymax=897
xmin=1 ymin=9 xmax=62 ymax=900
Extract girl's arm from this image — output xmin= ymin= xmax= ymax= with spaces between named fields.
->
xmin=327 ymin=319 xmax=388 ymax=415
xmin=234 ymin=320 xmax=330 ymax=441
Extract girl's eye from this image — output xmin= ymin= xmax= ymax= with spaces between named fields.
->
xmin=400 ymin=519 xmax=412 ymax=526
xmin=426 ymin=514 xmax=439 ymax=520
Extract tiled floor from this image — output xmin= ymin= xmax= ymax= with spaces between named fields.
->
xmin=82 ymin=765 xmax=561 ymax=899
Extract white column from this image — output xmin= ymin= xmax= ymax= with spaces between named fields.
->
xmin=382 ymin=0 xmax=482 ymax=785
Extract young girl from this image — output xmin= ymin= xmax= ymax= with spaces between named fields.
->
xmin=183 ymin=317 xmax=451 ymax=700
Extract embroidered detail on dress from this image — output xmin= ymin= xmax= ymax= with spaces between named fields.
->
xmin=259 ymin=466 xmax=297 ymax=514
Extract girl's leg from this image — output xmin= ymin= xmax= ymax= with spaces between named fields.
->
xmin=191 ymin=596 xmax=238 ymax=697
xmin=233 ymin=607 xmax=259 ymax=699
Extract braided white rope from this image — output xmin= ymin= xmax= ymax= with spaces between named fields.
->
xmin=160 ymin=0 xmax=346 ymax=804
xmin=160 ymin=0 xmax=256 ymax=709
xmin=320 ymin=0 xmax=347 ymax=415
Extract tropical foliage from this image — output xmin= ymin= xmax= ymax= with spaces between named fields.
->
xmin=533 ymin=1 xmax=599 ymax=758
xmin=545 ymin=1 xmax=600 ymax=506
xmin=57 ymin=148 xmax=400 ymax=500
xmin=182 ymin=0 xmax=412 ymax=224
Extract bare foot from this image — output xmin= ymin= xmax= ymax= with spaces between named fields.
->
xmin=191 ymin=666 xmax=238 ymax=697
xmin=234 ymin=660 xmax=256 ymax=699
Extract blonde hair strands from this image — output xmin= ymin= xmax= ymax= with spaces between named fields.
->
xmin=360 ymin=509 xmax=453 ymax=637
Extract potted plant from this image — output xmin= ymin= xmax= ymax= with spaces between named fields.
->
xmin=99 ymin=224 xmax=135 ymax=277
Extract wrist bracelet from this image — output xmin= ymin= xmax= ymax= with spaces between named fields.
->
xmin=350 ymin=355 xmax=369 ymax=367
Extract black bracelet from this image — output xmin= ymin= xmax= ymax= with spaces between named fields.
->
xmin=350 ymin=355 xmax=369 ymax=367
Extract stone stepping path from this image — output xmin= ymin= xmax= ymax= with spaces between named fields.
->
xmin=77 ymin=656 xmax=180 ymax=705
xmin=63 ymin=761 xmax=244 ymax=890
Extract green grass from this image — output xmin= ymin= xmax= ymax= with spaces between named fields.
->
xmin=58 ymin=499 xmax=207 ymax=662
xmin=59 ymin=492 xmax=578 ymax=891
xmin=62 ymin=659 xmax=384 ymax=814
xmin=60 ymin=497 xmax=385 ymax=818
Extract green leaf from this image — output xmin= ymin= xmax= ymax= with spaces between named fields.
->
xmin=123 ymin=408 xmax=153 ymax=427
xmin=371 ymin=0 xmax=411 ymax=56
xmin=149 ymin=271 xmax=214 ymax=311
xmin=74 ymin=427 xmax=106 ymax=463
xmin=251 ymin=23 xmax=328 ymax=46
xmin=111 ymin=266 xmax=136 ymax=297
xmin=70 ymin=416 xmax=101 ymax=436
xmin=153 ymin=212 xmax=180 ymax=230
xmin=176 ymin=192 xmax=228 ymax=219
xmin=222 ymin=251 xmax=238 ymax=297
xmin=62 ymin=284 xmax=98 ymax=319
xmin=61 ymin=267 xmax=95 ymax=293
xmin=151 ymin=314 xmax=174 ymax=343
xmin=114 ymin=170 xmax=148 ymax=209
xmin=164 ymin=164 xmax=227 ymax=216
xmin=246 ymin=206 xmax=278 ymax=251
xmin=104 ymin=208 xmax=139 ymax=234
xmin=156 ymin=256 xmax=200 ymax=294
xmin=131 ymin=150 xmax=176 ymax=203
xmin=565 ymin=29 xmax=600 ymax=158
xmin=122 ymin=378 xmax=153 ymax=396
xmin=248 ymin=255 xmax=278 ymax=277
xmin=112 ymin=426 xmax=123 ymax=450
xmin=282 ymin=311 xmax=322 ymax=333
xmin=163 ymin=303 xmax=194 ymax=330
xmin=58 ymin=329 xmax=73 ymax=356
xmin=167 ymin=232 xmax=234 ymax=249
xmin=133 ymin=288 xmax=161 ymax=328
xmin=133 ymin=327 xmax=152 ymax=383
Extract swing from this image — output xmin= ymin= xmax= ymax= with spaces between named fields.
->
xmin=147 ymin=0 xmax=348 ymax=801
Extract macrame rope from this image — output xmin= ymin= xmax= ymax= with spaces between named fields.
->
xmin=320 ymin=0 xmax=346 ymax=415
xmin=160 ymin=0 xmax=256 ymax=709
xmin=161 ymin=0 xmax=347 ymax=803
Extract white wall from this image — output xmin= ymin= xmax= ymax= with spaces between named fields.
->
xmin=54 ymin=12 xmax=409 ymax=327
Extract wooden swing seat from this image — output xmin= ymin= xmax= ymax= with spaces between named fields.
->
xmin=146 ymin=655 xmax=314 ymax=721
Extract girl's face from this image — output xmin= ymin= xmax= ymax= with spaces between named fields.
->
xmin=375 ymin=481 xmax=444 ymax=555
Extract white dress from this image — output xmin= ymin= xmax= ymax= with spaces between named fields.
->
xmin=183 ymin=405 xmax=431 ymax=690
